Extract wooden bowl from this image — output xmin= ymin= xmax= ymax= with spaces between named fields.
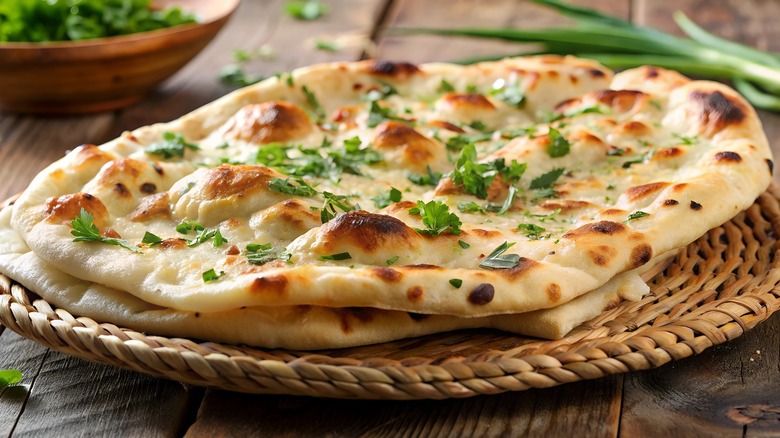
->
xmin=0 ymin=0 xmax=240 ymax=115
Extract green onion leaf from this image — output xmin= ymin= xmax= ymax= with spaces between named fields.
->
xmin=319 ymin=252 xmax=352 ymax=261
xmin=479 ymin=241 xmax=521 ymax=270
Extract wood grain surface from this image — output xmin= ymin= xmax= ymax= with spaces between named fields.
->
xmin=1 ymin=0 xmax=779 ymax=436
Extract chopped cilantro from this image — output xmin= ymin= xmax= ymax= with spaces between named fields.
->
xmin=625 ymin=211 xmax=650 ymax=223
xmin=0 ymin=370 xmax=22 ymax=388
xmin=458 ymin=240 xmax=471 ymax=249
xmin=219 ymin=64 xmax=263 ymax=87
xmin=202 ymin=269 xmax=225 ymax=283
xmin=371 ymin=187 xmax=402 ymax=208
xmin=449 ymin=279 xmax=463 ymax=288
xmin=468 ymin=120 xmax=488 ymax=131
xmin=408 ymin=166 xmax=443 ymax=186
xmin=71 ymin=209 xmax=138 ymax=253
xmin=176 ymin=221 xmax=205 ymax=234
xmin=367 ymin=101 xmax=407 ymax=127
xmin=141 ymin=232 xmax=162 ymax=245
xmin=543 ymin=105 xmax=604 ymax=123
xmin=319 ymin=252 xmax=352 ymax=261
xmin=314 ymin=39 xmax=339 ymax=52
xmin=491 ymin=78 xmax=525 ymax=108
xmin=479 ymin=241 xmax=520 ymax=270
xmin=497 ymin=185 xmax=518 ymax=215
xmin=301 ymin=85 xmax=325 ymax=121
xmin=187 ymin=228 xmax=228 ymax=248
xmin=546 ymin=127 xmax=571 ymax=158
xmin=438 ymin=79 xmax=456 ymax=93
xmin=452 ymin=144 xmax=527 ymax=200
xmin=607 ymin=147 xmax=626 ymax=156
xmin=517 ymin=223 xmax=546 ymax=240
xmin=246 ymin=245 xmax=291 ymax=265
xmin=269 ymin=177 xmax=318 ymax=197
xmin=445 ymin=132 xmax=493 ymax=151
xmin=457 ymin=201 xmax=485 ymax=214
xmin=408 ymin=200 xmax=462 ymax=236
xmin=364 ymin=82 xmax=398 ymax=102
xmin=246 ymin=243 xmax=273 ymax=252
xmin=529 ymin=168 xmax=565 ymax=190
xmin=144 ymin=132 xmax=200 ymax=159
xmin=386 ymin=255 xmax=400 ymax=265
xmin=284 ymin=0 xmax=328 ymax=20
xmin=320 ymin=191 xmax=358 ymax=223
xmin=527 ymin=208 xmax=561 ymax=222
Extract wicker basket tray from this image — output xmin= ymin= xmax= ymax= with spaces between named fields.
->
xmin=2 ymin=187 xmax=779 ymax=400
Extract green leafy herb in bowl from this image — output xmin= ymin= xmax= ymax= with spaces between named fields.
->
xmin=0 ymin=0 xmax=197 ymax=43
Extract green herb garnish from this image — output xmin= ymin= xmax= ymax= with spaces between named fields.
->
xmin=546 ymin=127 xmax=571 ymax=158
xmin=202 ymin=269 xmax=225 ymax=283
xmin=0 ymin=369 xmax=22 ymax=388
xmin=246 ymin=245 xmax=291 ymax=265
xmin=458 ymin=240 xmax=471 ymax=249
xmin=320 ymin=191 xmax=358 ymax=223
xmin=449 ymin=279 xmax=463 ymax=288
xmin=314 ymin=39 xmax=339 ymax=52
xmin=457 ymin=201 xmax=485 ymax=214
xmin=386 ymin=255 xmax=400 ymax=265
xmin=269 ymin=177 xmax=318 ymax=197
xmin=284 ymin=0 xmax=328 ymax=20
xmin=490 ymin=78 xmax=525 ymax=108
xmin=319 ymin=252 xmax=352 ymax=261
xmin=408 ymin=200 xmax=462 ymax=236
xmin=0 ymin=0 xmax=196 ymax=42
xmin=301 ymin=85 xmax=325 ymax=121
xmin=371 ymin=187 xmax=403 ymax=209
xmin=438 ymin=79 xmax=456 ymax=93
xmin=529 ymin=168 xmax=565 ymax=190
xmin=408 ymin=166 xmax=443 ymax=186
xmin=479 ymin=241 xmax=520 ymax=270
xmin=517 ymin=223 xmax=546 ymax=240
xmin=141 ymin=232 xmax=162 ymax=245
xmin=144 ymin=132 xmax=200 ymax=159
xmin=71 ymin=209 xmax=139 ymax=253
xmin=625 ymin=211 xmax=650 ymax=223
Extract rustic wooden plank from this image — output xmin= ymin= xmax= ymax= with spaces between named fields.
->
xmin=0 ymin=113 xmax=115 ymax=202
xmin=114 ymin=0 xmax=389 ymax=132
xmin=185 ymin=376 xmax=621 ymax=437
xmin=377 ymin=0 xmax=630 ymax=63
xmin=6 ymin=337 xmax=201 ymax=437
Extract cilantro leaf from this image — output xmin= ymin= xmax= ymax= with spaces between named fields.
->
xmin=491 ymin=79 xmax=525 ymax=108
xmin=438 ymin=79 xmax=456 ymax=93
xmin=497 ymin=185 xmax=518 ymax=215
xmin=409 ymin=200 xmax=462 ymax=236
xmin=529 ymin=168 xmax=565 ymax=190
xmin=141 ymin=232 xmax=162 ymax=245
xmin=479 ymin=241 xmax=520 ymax=270
xmin=546 ymin=127 xmax=571 ymax=158
xmin=301 ymin=85 xmax=325 ymax=121
xmin=371 ymin=187 xmax=402 ymax=208
xmin=246 ymin=246 xmax=291 ymax=265
xmin=625 ymin=211 xmax=650 ymax=223
xmin=320 ymin=191 xmax=358 ymax=223
xmin=449 ymin=279 xmax=463 ymax=288
xmin=366 ymin=101 xmax=408 ymax=127
xmin=269 ymin=177 xmax=318 ymax=197
xmin=386 ymin=255 xmax=400 ymax=265
xmin=0 ymin=369 xmax=22 ymax=388
xmin=543 ymin=105 xmax=605 ymax=123
xmin=408 ymin=166 xmax=443 ymax=186
xmin=458 ymin=240 xmax=471 ymax=249
xmin=457 ymin=201 xmax=486 ymax=214
xmin=144 ymin=132 xmax=200 ymax=159
xmin=176 ymin=221 xmax=205 ymax=234
xmin=284 ymin=0 xmax=328 ymax=20
xmin=70 ymin=209 xmax=139 ymax=253
xmin=517 ymin=223 xmax=546 ymax=240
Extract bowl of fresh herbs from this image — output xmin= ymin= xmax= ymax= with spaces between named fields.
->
xmin=0 ymin=0 xmax=240 ymax=114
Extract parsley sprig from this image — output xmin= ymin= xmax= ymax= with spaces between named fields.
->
xmin=546 ymin=127 xmax=571 ymax=158
xmin=71 ymin=209 xmax=139 ymax=253
xmin=409 ymin=200 xmax=462 ymax=236
xmin=451 ymin=144 xmax=527 ymax=200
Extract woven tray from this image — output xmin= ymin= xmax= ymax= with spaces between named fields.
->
xmin=2 ymin=188 xmax=780 ymax=400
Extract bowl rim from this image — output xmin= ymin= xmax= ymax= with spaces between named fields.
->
xmin=0 ymin=0 xmax=240 ymax=51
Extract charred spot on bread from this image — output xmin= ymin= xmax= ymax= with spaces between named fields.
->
xmin=468 ymin=283 xmax=495 ymax=305
xmin=249 ymin=275 xmax=289 ymax=297
xmin=767 ymin=159 xmax=774 ymax=175
xmin=202 ymin=164 xmax=279 ymax=199
xmin=334 ymin=307 xmax=379 ymax=334
xmin=372 ymin=267 xmax=402 ymax=283
xmin=588 ymin=244 xmax=617 ymax=267
xmin=689 ymin=90 xmax=746 ymax=135
xmin=714 ymin=151 xmax=742 ymax=163
xmin=367 ymin=60 xmax=420 ymax=78
xmin=157 ymin=238 xmax=188 ymax=249
xmin=128 ymin=192 xmax=171 ymax=222
xmin=663 ymin=199 xmax=679 ymax=206
xmin=690 ymin=201 xmax=702 ymax=210
xmin=44 ymin=192 xmax=109 ymax=227
xmin=220 ymin=102 xmax=314 ymax=144
xmin=546 ymin=283 xmax=561 ymax=303
xmin=406 ymin=286 xmax=424 ymax=302
xmin=624 ymin=182 xmax=670 ymax=202
xmin=592 ymin=89 xmax=647 ymax=112
xmin=563 ymin=221 xmax=626 ymax=239
xmin=320 ymin=210 xmax=421 ymax=253
xmin=629 ymin=244 xmax=653 ymax=269
xmin=140 ymin=182 xmax=157 ymax=194
xmin=407 ymin=312 xmax=429 ymax=321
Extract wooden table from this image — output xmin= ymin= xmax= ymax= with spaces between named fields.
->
xmin=1 ymin=0 xmax=779 ymax=436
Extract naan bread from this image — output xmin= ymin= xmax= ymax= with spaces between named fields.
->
xmin=0 ymin=56 xmax=772 ymax=348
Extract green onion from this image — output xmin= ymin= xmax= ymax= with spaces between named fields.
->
xmin=396 ymin=0 xmax=780 ymax=111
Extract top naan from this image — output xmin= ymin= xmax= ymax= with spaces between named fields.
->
xmin=7 ymin=56 xmax=772 ymax=319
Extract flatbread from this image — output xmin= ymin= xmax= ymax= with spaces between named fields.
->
xmin=0 ymin=56 xmax=772 ymax=348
